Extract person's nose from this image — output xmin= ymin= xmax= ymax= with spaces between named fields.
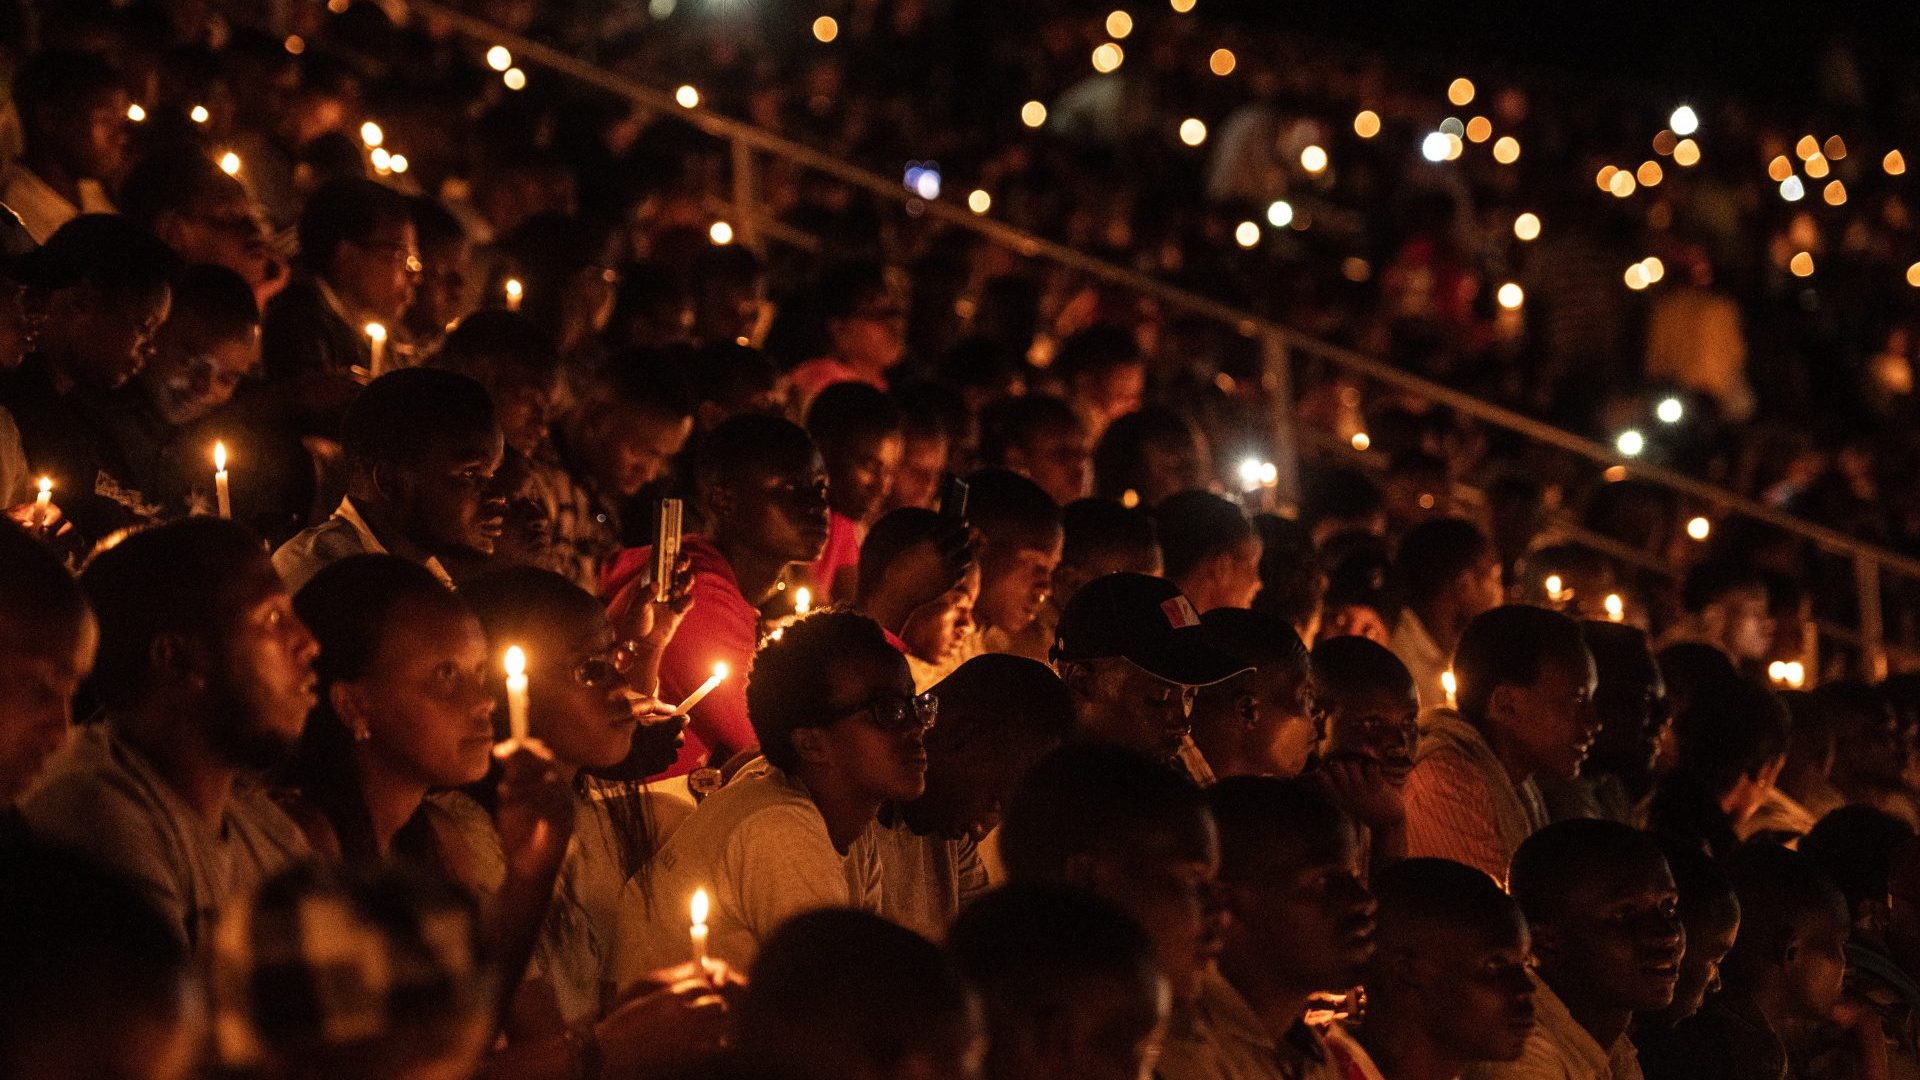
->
xmin=288 ymin=612 xmax=321 ymax=666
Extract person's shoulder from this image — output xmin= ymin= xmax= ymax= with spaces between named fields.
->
xmin=21 ymin=728 xmax=179 ymax=851
xmin=228 ymin=776 xmax=316 ymax=859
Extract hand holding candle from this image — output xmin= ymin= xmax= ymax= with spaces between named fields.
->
xmin=675 ymin=662 xmax=729 ymax=716
xmin=504 ymin=645 xmax=530 ymax=743
xmin=213 ymin=441 xmax=231 ymax=519
xmin=689 ymin=887 xmax=711 ymax=970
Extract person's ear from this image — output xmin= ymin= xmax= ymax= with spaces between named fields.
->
xmin=1060 ymin=660 xmax=1097 ymax=702
xmin=790 ymin=724 xmax=835 ymax=767
xmin=706 ymin=483 xmax=739 ymax=528
xmin=1388 ymin=946 xmax=1429 ymax=991
xmin=149 ymin=633 xmax=207 ymax=692
xmin=330 ymin=681 xmax=371 ymax=742
xmin=1527 ymin=920 xmax=1562 ymax=966
xmin=1235 ymin=690 xmax=1260 ymax=729
xmin=1486 ymin=681 xmax=1523 ymax=727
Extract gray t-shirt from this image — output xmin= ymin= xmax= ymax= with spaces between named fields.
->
xmin=22 ymin=725 xmax=312 ymax=949
xmin=873 ymin=815 xmax=990 ymax=942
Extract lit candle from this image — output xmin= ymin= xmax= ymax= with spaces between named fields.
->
xmin=213 ymin=441 xmax=231 ymax=520
xmin=364 ymin=322 xmax=387 ymax=375
xmin=1604 ymin=593 xmax=1625 ymax=623
xmin=676 ymin=662 xmax=730 ymax=715
xmin=1544 ymin=575 xmax=1569 ymax=605
xmin=1441 ymin=669 xmax=1457 ymax=709
xmin=504 ymin=278 xmax=523 ymax=312
xmin=31 ymin=476 xmax=51 ymax=528
xmin=504 ymin=646 xmax=530 ymax=743
xmin=794 ymin=587 xmax=812 ymax=615
xmin=690 ymin=888 xmax=711 ymax=970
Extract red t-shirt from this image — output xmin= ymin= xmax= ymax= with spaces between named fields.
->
xmin=807 ymin=510 xmax=862 ymax=603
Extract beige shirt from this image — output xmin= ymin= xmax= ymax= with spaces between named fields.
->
xmin=1466 ymin=972 xmax=1643 ymax=1080
xmin=1157 ymin=970 xmax=1345 ymax=1080
xmin=612 ymin=764 xmax=880 ymax=986
xmin=22 ymin=725 xmax=312 ymax=950
xmin=1405 ymin=708 xmax=1549 ymax=887
xmin=873 ymin=815 xmax=990 ymax=941
xmin=271 ymin=496 xmax=454 ymax=593
xmin=1391 ymin=609 xmax=1452 ymax=711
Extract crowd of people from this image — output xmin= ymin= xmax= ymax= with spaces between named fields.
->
xmin=11 ymin=2 xmax=1920 ymax=1080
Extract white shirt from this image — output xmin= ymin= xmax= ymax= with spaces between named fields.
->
xmin=1 ymin=164 xmax=113 ymax=243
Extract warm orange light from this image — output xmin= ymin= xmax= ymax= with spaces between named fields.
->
xmin=1209 ymin=48 xmax=1236 ymax=76
xmin=1353 ymin=110 xmax=1380 ymax=138
xmin=1789 ymin=251 xmax=1814 ymax=277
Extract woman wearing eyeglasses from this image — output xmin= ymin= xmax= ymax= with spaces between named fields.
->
xmin=613 ymin=609 xmax=936 ymax=984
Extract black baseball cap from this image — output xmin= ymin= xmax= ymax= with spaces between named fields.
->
xmin=1053 ymin=572 xmax=1251 ymax=687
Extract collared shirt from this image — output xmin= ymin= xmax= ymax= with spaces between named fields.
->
xmin=1467 ymin=972 xmax=1643 ymax=1080
xmin=1391 ymin=609 xmax=1452 ymax=711
xmin=271 ymin=496 xmax=455 ymax=593
xmin=1 ymin=165 xmax=113 ymax=243
xmin=1405 ymin=707 xmax=1548 ymax=886
xmin=1158 ymin=970 xmax=1344 ymax=1080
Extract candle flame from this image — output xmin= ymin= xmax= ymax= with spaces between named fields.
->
xmin=794 ymin=587 xmax=812 ymax=615
xmin=690 ymin=887 xmax=709 ymax=925
xmin=1440 ymin=670 xmax=1457 ymax=696
xmin=504 ymin=646 xmax=526 ymax=679
xmin=36 ymin=476 xmax=50 ymax=495
xmin=1604 ymin=593 xmax=1625 ymax=620
xmin=364 ymin=322 xmax=387 ymax=343
xmin=1545 ymin=574 xmax=1563 ymax=596
xmin=712 ymin=661 xmax=730 ymax=680
xmin=505 ymin=278 xmax=523 ymax=300
xmin=213 ymin=441 xmax=227 ymax=472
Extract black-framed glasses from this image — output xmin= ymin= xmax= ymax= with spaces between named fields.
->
xmin=839 ymin=692 xmax=939 ymax=735
xmin=572 ymin=640 xmax=645 ymax=688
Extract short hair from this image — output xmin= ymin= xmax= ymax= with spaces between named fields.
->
xmin=25 ymin=214 xmax=181 ymax=294
xmin=1670 ymin=677 xmax=1791 ymax=796
xmin=927 ymin=654 xmax=1075 ymax=746
xmin=805 ymin=381 xmax=903 ymax=452
xmin=1683 ymin=559 xmax=1768 ymax=614
xmin=461 ymin=567 xmax=602 ymax=675
xmin=434 ymin=310 xmax=560 ymax=390
xmin=1001 ymin=743 xmax=1207 ymax=882
xmin=341 ymin=368 xmax=497 ymax=468
xmin=168 ymin=263 xmax=260 ymax=340
xmin=738 ymin=909 xmax=974 ymax=1079
xmin=1251 ymin=513 xmax=1321 ymax=629
xmin=409 ymin=195 xmax=465 ymax=252
xmin=1322 ymin=534 xmax=1402 ymax=623
xmin=1452 ymin=606 xmax=1589 ymax=724
xmin=1656 ymin=643 xmax=1738 ymax=715
xmin=13 ymin=49 xmax=121 ymax=132
xmin=1721 ymin=845 xmax=1847 ymax=983
xmin=1371 ymin=857 xmax=1521 ymax=949
xmin=691 ymin=343 xmax=778 ymax=409
xmin=1053 ymin=324 xmax=1141 ymax=383
xmin=948 ymin=882 xmax=1157 ymax=1012
xmin=1201 ymin=608 xmax=1309 ymax=682
xmin=591 ymin=349 xmax=697 ymax=419
xmin=1800 ymin=806 xmax=1917 ymax=915
xmin=963 ymin=468 xmax=1063 ymax=549
xmin=1653 ymin=834 xmax=1740 ymax=932
xmin=1582 ymin=621 xmax=1659 ymax=710
xmin=1154 ymin=491 xmax=1255 ymax=582
xmin=0 ymin=842 xmax=185 ymax=1068
xmin=119 ymin=146 xmax=239 ymax=228
xmin=1396 ymin=518 xmax=1492 ymax=609
xmin=695 ymin=414 xmax=816 ymax=491
xmin=1207 ymin=776 xmax=1351 ymax=882
xmin=1092 ymin=406 xmax=1198 ymax=501
xmin=1301 ymin=468 xmax=1384 ymax=534
xmin=1311 ymin=635 xmax=1415 ymax=704
xmin=1062 ymin=497 xmax=1159 ymax=570
xmin=0 ymin=518 xmax=87 ymax=632
xmin=746 ymin=611 xmax=901 ymax=773
xmin=816 ymin=260 xmax=892 ymax=321
xmin=79 ymin=518 xmax=269 ymax=709
xmin=978 ymin=394 xmax=1080 ymax=467
xmin=1509 ymin=819 xmax=1668 ymax=927
xmin=858 ymin=508 xmax=944 ymax=602
xmin=295 ymin=178 xmax=413 ymax=275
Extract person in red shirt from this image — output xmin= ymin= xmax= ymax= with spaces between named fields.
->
xmin=805 ymin=382 xmax=903 ymax=602
xmin=603 ymin=414 xmax=829 ymax=778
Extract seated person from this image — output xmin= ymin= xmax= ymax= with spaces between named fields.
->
xmin=0 ymin=842 xmax=194 ymax=1080
xmin=600 ymin=414 xmax=831 ymax=778
xmin=1404 ymin=605 xmax=1596 ymax=885
xmin=2 ymin=50 xmax=125 ymax=243
xmin=1053 ymin=323 xmax=1146 ymax=439
xmin=948 ymin=882 xmax=1171 ymax=1080
xmin=1664 ymin=560 xmax=1775 ymax=672
xmin=1311 ymin=635 xmax=1420 ymax=868
xmin=885 ymin=380 xmax=959 ymax=513
xmin=1000 ymin=742 xmax=1222 ymax=1015
xmin=1643 ymin=846 xmax=1853 ymax=1080
xmin=804 ymin=380 xmax=904 ymax=601
xmin=734 ymin=909 xmax=981 ymax=1080
xmin=1390 ymin=518 xmax=1504 ymax=710
xmin=944 ymin=467 xmax=1064 ymax=671
xmin=1052 ymin=572 xmax=1248 ymax=764
xmin=1327 ymin=858 xmax=1536 ymax=1080
xmin=1799 ymin=806 xmax=1920 ymax=1077
xmin=785 ymin=260 xmax=904 ymax=409
xmin=272 ymin=367 xmax=505 ymax=592
xmin=119 ymin=145 xmax=284 ymax=308
xmin=1251 ymin=513 xmax=1324 ymax=642
xmin=878 ymin=654 xmax=1074 ymax=939
xmin=1091 ymin=405 xmax=1206 ymax=509
xmin=537 ymin=354 xmax=694 ymax=591
xmin=262 ymin=177 xmax=417 ymax=382
xmin=23 ymin=518 xmax=316 ymax=948
xmin=978 ymin=391 xmax=1093 ymax=507
xmin=1746 ymin=690 xmax=1839 ymax=842
xmin=997 ymin=494 xmax=1159 ymax=664
xmin=1155 ymin=490 xmax=1264 ymax=614
xmin=1634 ymin=838 xmax=1742 ymax=1036
xmin=1646 ymin=677 xmax=1790 ymax=860
xmin=614 ymin=611 xmax=931 ymax=977
xmin=1190 ymin=607 xmax=1316 ymax=780
xmin=852 ymin=506 xmax=976 ymax=659
xmin=900 ymin=559 xmax=979 ymax=692
xmin=1538 ymin=622 xmax=1668 ymax=826
xmin=1158 ymin=777 xmax=1375 ymax=1080
xmin=0 ymin=521 xmax=93 ymax=834
xmin=1472 ymin=820 xmax=1684 ymax=1080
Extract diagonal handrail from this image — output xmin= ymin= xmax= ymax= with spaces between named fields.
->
xmin=393 ymin=1 xmax=1920 ymax=588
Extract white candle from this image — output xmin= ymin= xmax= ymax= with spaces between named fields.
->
xmin=690 ymin=888 xmax=710 ymax=970
xmin=504 ymin=646 xmax=530 ymax=743
xmin=213 ymin=441 xmax=231 ymax=520
xmin=1604 ymin=593 xmax=1625 ymax=623
xmin=1441 ymin=669 xmax=1457 ymax=709
xmin=504 ymin=278 xmax=523 ymax=312
xmin=676 ymin=662 xmax=730 ymax=715
xmin=31 ymin=476 xmax=50 ymax=528
xmin=364 ymin=322 xmax=387 ymax=376
xmin=1544 ymin=574 xmax=1567 ymax=604
xmin=793 ymin=587 xmax=812 ymax=615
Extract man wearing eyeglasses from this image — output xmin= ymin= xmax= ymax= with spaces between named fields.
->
xmin=262 ymin=178 xmax=419 ymax=385
xmin=1051 ymin=572 xmax=1250 ymax=765
xmin=614 ymin=610 xmax=933 ymax=979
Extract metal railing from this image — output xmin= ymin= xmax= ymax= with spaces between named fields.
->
xmin=340 ymin=1 xmax=1919 ymax=676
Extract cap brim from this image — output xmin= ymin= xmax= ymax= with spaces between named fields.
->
xmin=1122 ymin=630 xmax=1252 ymax=688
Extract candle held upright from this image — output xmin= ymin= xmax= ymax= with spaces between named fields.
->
xmin=213 ymin=441 xmax=231 ymax=519
xmin=504 ymin=645 xmax=530 ymax=743
xmin=690 ymin=887 xmax=711 ymax=970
